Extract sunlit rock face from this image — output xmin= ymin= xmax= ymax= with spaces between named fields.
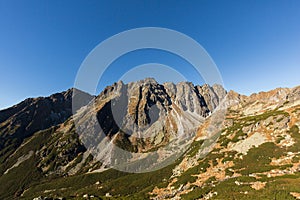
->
xmin=67 ymin=79 xmax=227 ymax=173
xmin=74 ymin=79 xmax=226 ymax=153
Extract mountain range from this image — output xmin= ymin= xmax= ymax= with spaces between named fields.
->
xmin=1 ymin=78 xmax=300 ymax=200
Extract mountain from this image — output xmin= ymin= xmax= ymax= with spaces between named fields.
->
xmin=0 ymin=79 xmax=299 ymax=200
xmin=71 ymin=78 xmax=227 ymax=172
xmin=0 ymin=88 xmax=92 ymax=165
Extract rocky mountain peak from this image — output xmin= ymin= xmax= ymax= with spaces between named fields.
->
xmin=70 ymin=79 xmax=228 ymax=164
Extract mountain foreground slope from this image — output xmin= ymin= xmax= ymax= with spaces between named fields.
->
xmin=0 ymin=79 xmax=300 ymax=200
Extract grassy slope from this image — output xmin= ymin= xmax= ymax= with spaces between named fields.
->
xmin=1 ymin=107 xmax=300 ymax=199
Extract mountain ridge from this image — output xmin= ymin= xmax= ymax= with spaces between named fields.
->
xmin=0 ymin=79 xmax=300 ymax=199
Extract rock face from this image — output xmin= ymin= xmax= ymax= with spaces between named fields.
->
xmin=74 ymin=79 xmax=227 ymax=153
xmin=70 ymin=79 xmax=227 ymax=171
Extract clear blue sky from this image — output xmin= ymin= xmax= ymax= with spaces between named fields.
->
xmin=0 ymin=0 xmax=299 ymax=109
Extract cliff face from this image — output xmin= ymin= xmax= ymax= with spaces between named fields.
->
xmin=93 ymin=78 xmax=226 ymax=143
xmin=70 ymin=78 xmax=227 ymax=171
xmin=0 ymin=80 xmax=300 ymax=200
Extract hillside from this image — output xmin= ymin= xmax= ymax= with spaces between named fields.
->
xmin=0 ymin=79 xmax=299 ymax=199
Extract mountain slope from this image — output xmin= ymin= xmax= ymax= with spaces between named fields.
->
xmin=151 ymin=86 xmax=300 ymax=199
xmin=0 ymin=80 xmax=300 ymax=199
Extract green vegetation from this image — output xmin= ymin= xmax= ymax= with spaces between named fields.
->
xmin=240 ymin=110 xmax=289 ymax=125
xmin=172 ymin=165 xmax=201 ymax=188
xmin=219 ymin=109 xmax=290 ymax=148
xmin=172 ymin=149 xmax=226 ymax=188
xmin=0 ymin=127 xmax=57 ymax=199
xmin=178 ymin=172 xmax=300 ymax=200
xmin=288 ymin=125 xmax=300 ymax=152
xmin=22 ymin=168 xmax=127 ymax=199
xmin=187 ymin=140 xmax=204 ymax=157
xmin=0 ymin=156 xmax=44 ymax=200
xmin=231 ymin=129 xmax=247 ymax=143
xmin=1 ymin=103 xmax=299 ymax=199
xmin=180 ymin=186 xmax=212 ymax=199
xmin=276 ymin=135 xmax=285 ymax=144
xmin=212 ymin=173 xmax=300 ymax=200
xmin=233 ymin=142 xmax=285 ymax=175
xmin=222 ymin=151 xmax=237 ymax=163
xmin=20 ymin=159 xmax=178 ymax=199
xmin=292 ymin=155 xmax=300 ymax=163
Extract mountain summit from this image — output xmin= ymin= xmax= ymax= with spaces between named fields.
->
xmin=70 ymin=79 xmax=227 ymax=172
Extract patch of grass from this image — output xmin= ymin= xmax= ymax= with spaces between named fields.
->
xmin=22 ymin=168 xmax=128 ymax=199
xmin=0 ymin=127 xmax=56 ymax=174
xmin=222 ymin=151 xmax=237 ymax=163
xmin=231 ymin=129 xmax=247 ymax=143
xmin=212 ymin=176 xmax=255 ymax=200
xmin=212 ymin=174 xmax=300 ymax=200
xmin=22 ymin=160 xmax=178 ymax=199
xmin=288 ymin=125 xmax=300 ymax=152
xmin=276 ymin=135 xmax=285 ymax=144
xmin=0 ymin=156 xmax=43 ymax=200
xmin=225 ymin=168 xmax=234 ymax=176
xmin=187 ymin=140 xmax=204 ymax=157
xmin=173 ymin=149 xmax=226 ymax=189
xmin=276 ymin=117 xmax=284 ymax=122
xmin=0 ymin=127 xmax=58 ymax=199
xmin=205 ymin=176 xmax=217 ymax=184
xmin=180 ymin=186 xmax=212 ymax=199
xmin=233 ymin=142 xmax=285 ymax=175
xmin=172 ymin=157 xmax=211 ymax=189
xmin=292 ymin=155 xmax=300 ymax=163
xmin=218 ymin=121 xmax=243 ymax=147
xmin=240 ymin=110 xmax=289 ymax=125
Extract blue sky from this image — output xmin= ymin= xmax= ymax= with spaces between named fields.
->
xmin=0 ymin=0 xmax=299 ymax=109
